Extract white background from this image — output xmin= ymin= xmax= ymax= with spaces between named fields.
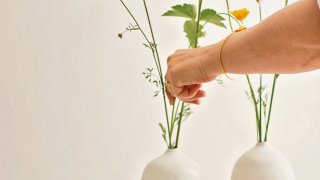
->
xmin=1 ymin=0 xmax=320 ymax=179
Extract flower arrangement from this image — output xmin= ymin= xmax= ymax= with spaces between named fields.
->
xmin=223 ymin=0 xmax=289 ymax=142
xmin=119 ymin=0 xmax=290 ymax=148
xmin=118 ymin=0 xmax=226 ymax=149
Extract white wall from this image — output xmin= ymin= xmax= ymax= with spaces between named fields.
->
xmin=1 ymin=0 xmax=320 ymax=179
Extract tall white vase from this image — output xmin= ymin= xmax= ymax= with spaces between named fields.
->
xmin=141 ymin=149 xmax=204 ymax=180
xmin=231 ymin=142 xmax=295 ymax=180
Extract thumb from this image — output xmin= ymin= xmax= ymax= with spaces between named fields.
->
xmin=167 ymin=82 xmax=184 ymax=97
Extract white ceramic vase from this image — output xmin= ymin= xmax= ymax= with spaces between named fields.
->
xmin=231 ymin=142 xmax=295 ymax=180
xmin=141 ymin=149 xmax=204 ymax=180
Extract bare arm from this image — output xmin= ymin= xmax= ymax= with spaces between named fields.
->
xmin=165 ymin=0 xmax=320 ymax=103
xmin=220 ymin=0 xmax=320 ymax=74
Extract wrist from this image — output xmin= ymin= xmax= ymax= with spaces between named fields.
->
xmin=203 ymin=44 xmax=224 ymax=78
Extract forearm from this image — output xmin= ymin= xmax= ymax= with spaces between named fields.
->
xmin=219 ymin=0 xmax=320 ymax=74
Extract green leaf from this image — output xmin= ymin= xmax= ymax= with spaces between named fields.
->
xmin=200 ymin=9 xmax=226 ymax=28
xmin=159 ymin=123 xmax=168 ymax=145
xmin=159 ymin=123 xmax=166 ymax=134
xmin=162 ymin=4 xmax=197 ymax=20
xmin=184 ymin=20 xmax=205 ymax=48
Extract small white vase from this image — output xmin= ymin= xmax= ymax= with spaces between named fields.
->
xmin=141 ymin=149 xmax=204 ymax=180
xmin=231 ymin=142 xmax=295 ymax=180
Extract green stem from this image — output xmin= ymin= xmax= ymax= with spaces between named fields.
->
xmin=246 ymin=75 xmax=261 ymax=142
xmin=174 ymin=100 xmax=181 ymax=119
xmin=259 ymin=3 xmax=262 ymax=22
xmin=264 ymin=74 xmax=279 ymax=141
xmin=141 ymin=0 xmax=171 ymax=148
xmin=119 ymin=0 xmax=150 ymax=44
xmin=264 ymin=0 xmax=287 ymax=142
xmin=194 ymin=0 xmax=203 ymax=48
xmin=175 ymin=0 xmax=203 ymax=149
xmin=263 ymin=2 xmax=287 ymax=142
xmin=259 ymin=74 xmax=262 ymax=140
xmin=174 ymin=103 xmax=185 ymax=148
xmin=172 ymin=100 xmax=181 ymax=148
xmin=224 ymin=0 xmax=260 ymax=142
xmin=169 ymin=98 xmax=176 ymax=147
xmin=119 ymin=0 xmax=161 ymax=76
xmin=142 ymin=0 xmax=165 ymax=88
xmin=218 ymin=13 xmax=241 ymax=27
xmin=258 ymin=1 xmax=263 ymax=142
xmin=225 ymin=0 xmax=234 ymax=32
xmin=173 ymin=100 xmax=181 ymax=132
xmin=285 ymin=0 xmax=289 ymax=6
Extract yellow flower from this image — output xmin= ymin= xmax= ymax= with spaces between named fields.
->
xmin=231 ymin=8 xmax=250 ymax=22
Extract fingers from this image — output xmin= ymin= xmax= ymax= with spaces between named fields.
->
xmin=166 ymin=87 xmax=206 ymax=105
xmin=180 ymin=90 xmax=206 ymax=101
xmin=165 ymin=48 xmax=209 ymax=105
xmin=166 ymin=82 xmax=206 ymax=105
xmin=169 ymin=83 xmax=184 ymax=97
xmin=165 ymin=71 xmax=184 ymax=99
xmin=166 ymin=83 xmax=200 ymax=99
xmin=180 ymin=90 xmax=206 ymax=105
xmin=165 ymin=82 xmax=183 ymax=105
xmin=166 ymin=88 xmax=174 ymax=105
xmin=178 ymin=84 xmax=201 ymax=98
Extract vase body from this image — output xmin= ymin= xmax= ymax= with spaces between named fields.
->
xmin=141 ymin=149 xmax=203 ymax=180
xmin=231 ymin=142 xmax=295 ymax=180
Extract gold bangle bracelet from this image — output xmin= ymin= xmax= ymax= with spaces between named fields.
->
xmin=219 ymin=26 xmax=247 ymax=80
xmin=219 ymin=33 xmax=235 ymax=80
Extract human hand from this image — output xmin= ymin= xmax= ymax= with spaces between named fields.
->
xmin=165 ymin=44 xmax=221 ymax=105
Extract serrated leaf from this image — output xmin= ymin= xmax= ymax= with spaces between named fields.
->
xmin=162 ymin=4 xmax=197 ymax=20
xmin=200 ymin=9 xmax=226 ymax=28
xmin=184 ymin=20 xmax=205 ymax=48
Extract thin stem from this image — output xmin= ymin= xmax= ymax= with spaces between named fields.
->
xmin=143 ymin=0 xmax=171 ymax=147
xmin=285 ymin=0 xmax=289 ymax=6
xmin=170 ymin=99 xmax=176 ymax=129
xmin=264 ymin=75 xmax=279 ymax=141
xmin=259 ymin=3 xmax=262 ymax=22
xmin=175 ymin=0 xmax=203 ymax=149
xmin=259 ymin=74 xmax=262 ymax=140
xmin=142 ymin=0 xmax=164 ymax=86
xmin=246 ymin=75 xmax=262 ymax=142
xmin=119 ymin=0 xmax=161 ymax=76
xmin=174 ymin=103 xmax=185 ymax=148
xmin=224 ymin=0 xmax=261 ymax=141
xmin=257 ymin=1 xmax=263 ymax=142
xmin=194 ymin=0 xmax=203 ymax=48
xmin=169 ymin=98 xmax=176 ymax=147
xmin=174 ymin=100 xmax=181 ymax=122
xmin=225 ymin=0 xmax=234 ymax=32
xmin=264 ymin=2 xmax=287 ymax=142
xmin=119 ymin=0 xmax=150 ymax=44
xmin=218 ymin=13 xmax=241 ymax=27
